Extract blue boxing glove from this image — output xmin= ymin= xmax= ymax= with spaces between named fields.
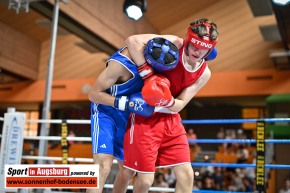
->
xmin=205 ymin=47 xmax=217 ymax=61
xmin=114 ymin=93 xmax=154 ymax=117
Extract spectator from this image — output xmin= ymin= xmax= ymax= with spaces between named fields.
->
xmin=229 ymin=169 xmax=244 ymax=191
xmin=212 ymin=167 xmax=224 ymax=190
xmin=224 ymin=129 xmax=236 ymax=154
xmin=187 ymin=128 xmax=198 ymax=161
xmin=192 ymin=181 xmax=200 ymax=190
xmin=217 ymin=127 xmax=225 ymax=139
xmin=237 ymin=129 xmax=246 ymax=140
xmin=236 ymin=144 xmax=249 ymax=163
xmin=187 ymin=128 xmax=197 ymax=145
xmin=68 ymin=130 xmax=76 ymax=147
xmin=202 ymin=176 xmax=216 ymax=190
xmin=242 ymin=177 xmax=254 ymax=191
xmin=164 ymin=168 xmax=176 ymax=188
xmin=150 ymin=173 xmax=169 ymax=193
xmin=243 ymin=155 xmax=256 ymax=181
xmin=196 ymin=180 xmax=203 ymax=190
xmin=279 ymin=178 xmax=290 ymax=193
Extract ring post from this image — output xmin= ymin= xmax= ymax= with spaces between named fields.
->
xmin=256 ymin=119 xmax=266 ymax=193
xmin=38 ymin=0 xmax=60 ymax=165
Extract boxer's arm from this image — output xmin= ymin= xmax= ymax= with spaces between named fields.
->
xmin=125 ymin=34 xmax=183 ymax=66
xmin=168 ymin=67 xmax=211 ymax=113
xmin=88 ymin=60 xmax=128 ymax=106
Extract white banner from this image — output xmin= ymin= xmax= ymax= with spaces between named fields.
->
xmin=0 ymin=111 xmax=26 ymax=192
xmin=4 ymin=164 xmax=99 ymax=189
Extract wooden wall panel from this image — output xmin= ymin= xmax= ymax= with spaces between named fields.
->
xmin=0 ymin=3 xmax=50 ymax=42
xmin=38 ymin=34 xmax=108 ymax=80
xmin=1 ymin=69 xmax=290 ymax=103
xmin=161 ymin=0 xmax=281 ymax=72
xmin=145 ymin=0 xmax=217 ymax=30
xmin=197 ymin=69 xmax=290 ymax=97
xmin=0 ymin=78 xmax=94 ymax=102
xmin=0 ymin=22 xmax=40 ymax=80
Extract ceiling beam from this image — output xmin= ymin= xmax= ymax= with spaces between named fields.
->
xmin=271 ymin=2 xmax=290 ymax=49
xmin=30 ymin=0 xmax=158 ymax=55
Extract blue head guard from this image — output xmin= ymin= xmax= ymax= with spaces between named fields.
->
xmin=144 ymin=37 xmax=179 ymax=72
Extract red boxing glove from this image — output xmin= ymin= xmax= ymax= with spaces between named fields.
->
xmin=142 ymin=74 xmax=175 ymax=107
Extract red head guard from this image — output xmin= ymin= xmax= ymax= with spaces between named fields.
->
xmin=185 ymin=22 xmax=218 ymax=50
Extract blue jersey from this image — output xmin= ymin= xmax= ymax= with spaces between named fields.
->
xmin=97 ymin=47 xmax=144 ymax=113
xmin=90 ymin=47 xmax=143 ymax=161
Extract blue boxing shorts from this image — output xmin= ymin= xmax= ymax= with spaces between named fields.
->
xmin=90 ymin=103 xmax=129 ymax=161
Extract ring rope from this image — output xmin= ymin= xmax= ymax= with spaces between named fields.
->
xmin=192 ymin=191 xmax=253 ymax=193
xmin=21 ymin=155 xmax=118 ymax=164
xmin=182 ymin=118 xmax=290 ymax=124
xmin=24 ymin=136 xmax=91 ymax=141
xmin=1 ymin=117 xmax=290 ymax=124
xmin=2 ymin=135 xmax=290 ymax=143
xmin=46 ymin=184 xmax=254 ymax=193
xmin=104 ymin=185 xmax=253 ymax=193
xmin=0 ymin=135 xmax=91 ymax=141
xmin=46 ymin=190 xmax=254 ymax=193
xmin=26 ymin=119 xmax=90 ymax=124
xmin=191 ymin=162 xmax=290 ymax=169
xmin=22 ymin=155 xmax=92 ymax=163
xmin=188 ymin=139 xmax=290 ymax=144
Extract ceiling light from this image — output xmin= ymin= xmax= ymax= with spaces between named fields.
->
xmin=272 ymin=0 xmax=290 ymax=5
xmin=123 ymin=0 xmax=147 ymax=21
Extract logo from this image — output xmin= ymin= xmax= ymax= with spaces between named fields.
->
xmin=100 ymin=144 xmax=106 ymax=148
xmin=154 ymin=98 xmax=168 ymax=106
xmin=134 ymin=161 xmax=138 ymax=166
xmin=4 ymin=164 xmax=99 ymax=189
xmin=191 ymin=38 xmax=212 ymax=49
xmin=146 ymin=58 xmax=152 ymax=64
xmin=133 ymin=99 xmax=144 ymax=112
xmin=129 ymin=102 xmax=134 ymax=107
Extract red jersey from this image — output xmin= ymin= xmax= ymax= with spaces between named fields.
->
xmin=123 ymin=45 xmax=208 ymax=173
xmin=162 ymin=45 xmax=207 ymax=98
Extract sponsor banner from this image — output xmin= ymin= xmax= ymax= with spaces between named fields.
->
xmin=61 ymin=122 xmax=69 ymax=164
xmin=5 ymin=164 xmax=99 ymax=189
xmin=0 ymin=111 xmax=26 ymax=192
xmin=256 ymin=120 xmax=265 ymax=193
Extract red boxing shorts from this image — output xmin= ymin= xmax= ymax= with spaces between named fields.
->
xmin=123 ymin=113 xmax=190 ymax=173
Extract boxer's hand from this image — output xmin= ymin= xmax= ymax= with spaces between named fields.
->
xmin=114 ymin=93 xmax=154 ymax=117
xmin=141 ymin=74 xmax=174 ymax=107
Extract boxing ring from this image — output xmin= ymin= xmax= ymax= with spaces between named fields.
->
xmin=1 ymin=111 xmax=290 ymax=193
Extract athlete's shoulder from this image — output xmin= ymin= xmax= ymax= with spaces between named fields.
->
xmin=109 ymin=47 xmax=132 ymax=60
xmin=200 ymin=65 xmax=211 ymax=82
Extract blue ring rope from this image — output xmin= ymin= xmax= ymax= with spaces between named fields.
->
xmin=182 ymin=118 xmax=288 ymax=193
xmin=192 ymin=191 xmax=253 ymax=193
xmin=188 ymin=139 xmax=290 ymax=144
xmin=182 ymin=118 xmax=290 ymax=124
xmin=191 ymin=162 xmax=290 ymax=169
